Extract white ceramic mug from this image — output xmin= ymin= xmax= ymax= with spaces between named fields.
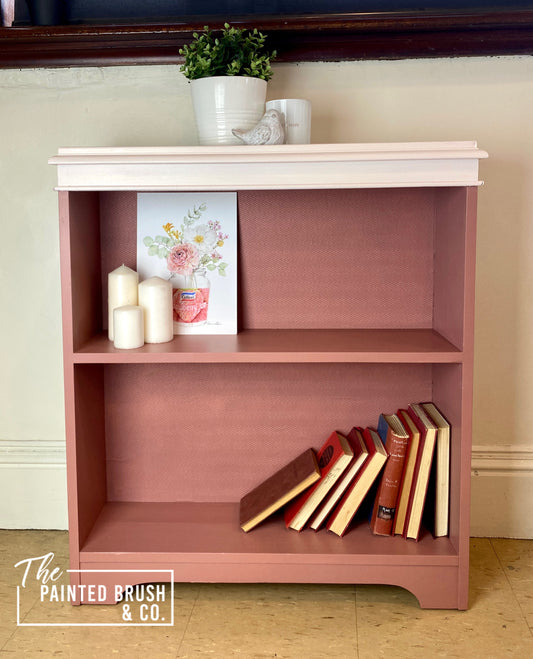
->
xmin=265 ymin=99 xmax=311 ymax=144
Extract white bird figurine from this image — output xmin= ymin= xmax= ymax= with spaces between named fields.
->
xmin=232 ymin=109 xmax=285 ymax=145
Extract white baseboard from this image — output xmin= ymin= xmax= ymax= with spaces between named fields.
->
xmin=0 ymin=440 xmax=68 ymax=530
xmin=471 ymin=445 xmax=533 ymax=539
xmin=1 ymin=441 xmax=533 ymax=537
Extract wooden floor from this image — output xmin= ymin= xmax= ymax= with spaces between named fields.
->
xmin=1 ymin=530 xmax=533 ymax=657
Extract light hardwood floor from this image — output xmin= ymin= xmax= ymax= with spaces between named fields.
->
xmin=1 ymin=531 xmax=532 ymax=658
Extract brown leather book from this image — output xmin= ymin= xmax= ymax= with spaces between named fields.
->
xmin=239 ymin=448 xmax=320 ymax=532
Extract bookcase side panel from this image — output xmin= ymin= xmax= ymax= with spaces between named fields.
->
xmin=432 ymin=186 xmax=477 ymax=609
xmin=66 ymin=192 xmax=103 ymax=352
xmin=433 ymin=187 xmax=474 ymax=350
xmin=432 ymin=362 xmax=470 ymax=609
xmin=73 ymin=365 xmax=107 ymax=548
xmin=58 ymin=191 xmax=74 ymax=356
xmin=462 ymin=187 xmax=479 ymax=359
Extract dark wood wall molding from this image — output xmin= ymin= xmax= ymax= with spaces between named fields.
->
xmin=1 ymin=10 xmax=533 ymax=69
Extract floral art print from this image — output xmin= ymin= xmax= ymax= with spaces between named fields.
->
xmin=137 ymin=192 xmax=237 ymax=334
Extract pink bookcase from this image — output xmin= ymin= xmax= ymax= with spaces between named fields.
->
xmin=50 ymin=142 xmax=487 ymax=609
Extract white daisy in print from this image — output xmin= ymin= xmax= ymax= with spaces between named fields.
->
xmin=182 ymin=223 xmax=218 ymax=255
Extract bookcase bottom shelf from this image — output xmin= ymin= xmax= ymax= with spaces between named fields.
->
xmin=76 ymin=502 xmax=467 ymax=609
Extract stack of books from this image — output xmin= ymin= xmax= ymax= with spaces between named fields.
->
xmin=239 ymin=402 xmax=451 ymax=540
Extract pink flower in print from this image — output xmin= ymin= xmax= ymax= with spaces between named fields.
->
xmin=167 ymin=243 xmax=200 ymax=275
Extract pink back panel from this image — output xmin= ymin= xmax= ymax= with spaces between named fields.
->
xmin=104 ymin=362 xmax=433 ymax=502
xmin=98 ymin=189 xmax=436 ymax=332
xmin=238 ymin=189 xmax=435 ymax=329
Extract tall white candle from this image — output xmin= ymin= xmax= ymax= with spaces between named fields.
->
xmin=138 ymin=276 xmax=173 ymax=344
xmin=108 ymin=265 xmax=139 ymax=341
xmin=113 ymin=305 xmax=144 ymax=349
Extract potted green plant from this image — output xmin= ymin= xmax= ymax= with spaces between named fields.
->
xmin=179 ymin=23 xmax=276 ymax=145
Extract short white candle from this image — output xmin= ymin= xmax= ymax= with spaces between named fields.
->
xmin=108 ymin=265 xmax=139 ymax=341
xmin=113 ymin=305 xmax=144 ymax=349
xmin=138 ymin=276 xmax=174 ymax=344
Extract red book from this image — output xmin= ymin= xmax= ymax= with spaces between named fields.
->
xmin=327 ymin=428 xmax=388 ymax=537
xmin=284 ymin=431 xmax=353 ymax=532
xmin=370 ymin=413 xmax=410 ymax=536
xmin=309 ymin=427 xmax=368 ymax=531
xmin=403 ymin=403 xmax=438 ymax=541
xmin=393 ymin=409 xmax=421 ymax=536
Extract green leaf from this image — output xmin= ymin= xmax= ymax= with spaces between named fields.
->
xmin=180 ymin=23 xmax=275 ymax=81
xmin=158 ymin=246 xmax=168 ymax=258
xmin=206 ymin=263 xmax=216 ymax=271
xmin=148 ymin=244 xmax=159 ymax=256
xmin=143 ymin=236 xmax=154 ymax=246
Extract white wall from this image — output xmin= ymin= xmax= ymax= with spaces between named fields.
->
xmin=1 ymin=57 xmax=532 ymax=535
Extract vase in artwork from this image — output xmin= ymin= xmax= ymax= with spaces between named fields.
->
xmin=171 ymin=268 xmax=211 ymax=331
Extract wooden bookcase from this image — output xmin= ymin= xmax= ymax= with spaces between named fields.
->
xmin=50 ymin=142 xmax=487 ymax=610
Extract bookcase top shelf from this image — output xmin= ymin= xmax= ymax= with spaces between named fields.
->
xmin=49 ymin=142 xmax=488 ymax=191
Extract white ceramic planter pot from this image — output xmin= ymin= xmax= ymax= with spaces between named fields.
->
xmin=190 ymin=76 xmax=267 ymax=146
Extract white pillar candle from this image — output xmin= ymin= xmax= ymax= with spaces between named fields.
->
xmin=108 ymin=265 xmax=139 ymax=341
xmin=138 ymin=276 xmax=174 ymax=344
xmin=113 ymin=305 xmax=144 ymax=349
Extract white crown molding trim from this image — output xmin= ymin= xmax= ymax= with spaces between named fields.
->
xmin=0 ymin=439 xmax=66 ymax=465
xmin=49 ymin=142 xmax=487 ymax=191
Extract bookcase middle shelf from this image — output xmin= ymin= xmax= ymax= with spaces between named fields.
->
xmin=72 ymin=328 xmax=463 ymax=364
